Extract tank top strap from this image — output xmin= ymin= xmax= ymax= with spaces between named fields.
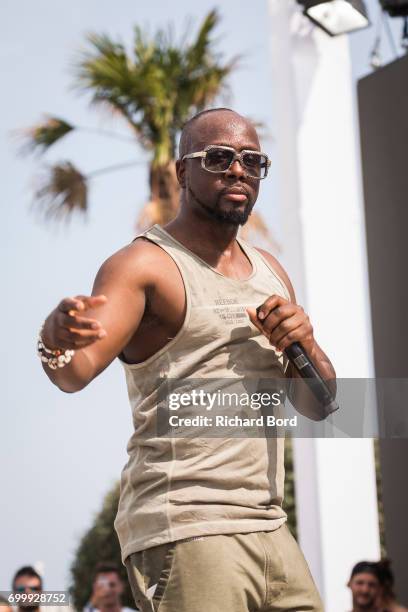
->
xmin=237 ymin=237 xmax=291 ymax=302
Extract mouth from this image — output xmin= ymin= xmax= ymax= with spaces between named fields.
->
xmin=221 ymin=188 xmax=249 ymax=203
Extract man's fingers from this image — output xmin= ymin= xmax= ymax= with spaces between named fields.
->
xmin=247 ymin=306 xmax=298 ymax=350
xmin=269 ymin=313 xmax=304 ymax=349
xmin=42 ymin=295 xmax=108 ymax=353
xmin=68 ymin=294 xmax=108 ymax=315
xmin=58 ymin=297 xmax=85 ymax=314
xmin=261 ymin=303 xmax=298 ymax=336
xmin=256 ymin=295 xmax=288 ymax=321
xmin=58 ymin=294 xmax=107 ymax=316
xmin=246 ymin=308 xmax=264 ymax=334
xmin=252 ymin=294 xmax=297 ymax=337
xmin=60 ymin=313 xmax=103 ymax=331
xmin=66 ymin=328 xmax=107 ymax=340
xmin=58 ymin=326 xmax=107 ymax=347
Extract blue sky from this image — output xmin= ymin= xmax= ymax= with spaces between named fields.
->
xmin=1 ymin=0 xmax=404 ymax=593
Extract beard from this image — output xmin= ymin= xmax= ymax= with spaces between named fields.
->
xmin=188 ymin=185 xmax=254 ymax=225
xmin=353 ymin=595 xmax=376 ymax=610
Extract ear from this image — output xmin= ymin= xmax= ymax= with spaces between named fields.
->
xmin=176 ymin=158 xmax=186 ymax=189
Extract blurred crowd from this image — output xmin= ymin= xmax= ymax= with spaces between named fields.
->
xmin=0 ymin=563 xmax=138 ymax=612
xmin=1 ymin=556 xmax=406 ymax=612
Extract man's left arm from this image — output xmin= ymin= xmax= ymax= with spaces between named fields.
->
xmin=247 ymin=248 xmax=337 ymax=421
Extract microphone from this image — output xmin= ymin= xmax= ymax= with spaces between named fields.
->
xmin=284 ymin=341 xmax=339 ymax=416
xmin=256 ymin=307 xmax=339 ymax=416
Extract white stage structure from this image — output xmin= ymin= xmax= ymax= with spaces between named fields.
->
xmin=267 ymin=2 xmax=381 ymax=610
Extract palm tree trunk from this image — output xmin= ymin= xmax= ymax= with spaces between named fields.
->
xmin=137 ymin=160 xmax=180 ymax=229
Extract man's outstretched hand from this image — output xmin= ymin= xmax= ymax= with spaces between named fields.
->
xmin=42 ymin=294 xmax=108 ymax=351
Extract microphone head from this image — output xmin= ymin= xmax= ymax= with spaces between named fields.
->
xmin=324 ymin=399 xmax=340 ymax=416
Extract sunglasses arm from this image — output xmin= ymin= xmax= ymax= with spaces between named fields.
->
xmin=182 ymin=152 xmax=206 ymax=161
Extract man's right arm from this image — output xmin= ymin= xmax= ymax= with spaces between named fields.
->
xmin=40 ymin=242 xmax=150 ymax=393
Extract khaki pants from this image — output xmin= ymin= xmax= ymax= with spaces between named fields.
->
xmin=125 ymin=524 xmax=324 ymax=611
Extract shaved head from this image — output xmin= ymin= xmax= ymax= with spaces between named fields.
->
xmin=178 ymin=108 xmax=259 ymax=158
xmin=176 ymin=107 xmax=262 ymax=227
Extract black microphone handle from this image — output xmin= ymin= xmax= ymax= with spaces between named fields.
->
xmin=284 ymin=341 xmax=339 ymax=416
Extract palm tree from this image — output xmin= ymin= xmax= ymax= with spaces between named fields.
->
xmin=20 ymin=10 xmax=279 ymax=249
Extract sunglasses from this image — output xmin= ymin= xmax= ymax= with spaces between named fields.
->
xmin=182 ymin=145 xmax=271 ymax=180
xmin=15 ymin=586 xmax=41 ymax=593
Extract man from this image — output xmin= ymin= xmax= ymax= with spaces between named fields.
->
xmin=347 ymin=561 xmax=383 ymax=612
xmin=39 ymin=107 xmax=337 ymax=611
xmin=375 ymin=559 xmax=408 ymax=612
xmin=11 ymin=566 xmax=72 ymax=612
xmin=11 ymin=567 xmax=43 ymax=612
xmin=84 ymin=563 xmax=136 ymax=612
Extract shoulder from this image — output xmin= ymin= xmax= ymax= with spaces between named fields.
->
xmin=254 ymin=247 xmax=296 ymax=303
xmin=94 ymin=235 xmax=174 ymax=289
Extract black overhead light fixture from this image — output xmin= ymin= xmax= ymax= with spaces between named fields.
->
xmin=380 ymin=0 xmax=408 ymax=17
xmin=379 ymin=1 xmax=408 ymax=51
xmin=297 ymin=0 xmax=370 ymax=36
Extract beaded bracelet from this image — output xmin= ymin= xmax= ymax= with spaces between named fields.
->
xmin=37 ymin=325 xmax=75 ymax=370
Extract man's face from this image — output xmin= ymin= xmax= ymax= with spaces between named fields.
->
xmin=178 ymin=112 xmax=263 ymax=226
xmin=348 ymin=573 xmax=380 ymax=610
xmin=13 ymin=575 xmax=42 ymax=610
xmin=93 ymin=572 xmax=123 ymax=607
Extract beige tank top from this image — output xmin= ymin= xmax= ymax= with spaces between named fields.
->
xmin=114 ymin=224 xmax=291 ymax=562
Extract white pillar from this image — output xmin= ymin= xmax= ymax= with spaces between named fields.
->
xmin=267 ymin=2 xmax=380 ymax=610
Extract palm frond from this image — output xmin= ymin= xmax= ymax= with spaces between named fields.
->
xmin=185 ymin=9 xmax=219 ymax=69
xmin=18 ymin=116 xmax=74 ymax=155
xmin=74 ymin=33 xmax=146 ymax=138
xmin=34 ymin=162 xmax=87 ymax=221
xmin=72 ymin=10 xmax=237 ymax=162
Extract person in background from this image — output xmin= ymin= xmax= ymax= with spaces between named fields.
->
xmin=11 ymin=565 xmax=73 ymax=612
xmin=84 ymin=563 xmax=137 ymax=612
xmin=0 ymin=593 xmax=13 ymax=612
xmin=375 ymin=559 xmax=408 ymax=612
xmin=12 ymin=566 xmax=43 ymax=612
xmin=347 ymin=561 xmax=382 ymax=612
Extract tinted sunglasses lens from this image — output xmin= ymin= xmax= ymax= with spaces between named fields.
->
xmin=16 ymin=587 xmax=41 ymax=592
xmin=205 ymin=148 xmax=234 ymax=171
xmin=242 ymin=152 xmax=268 ymax=178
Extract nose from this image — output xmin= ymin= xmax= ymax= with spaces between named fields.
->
xmin=225 ymin=159 xmax=246 ymax=179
